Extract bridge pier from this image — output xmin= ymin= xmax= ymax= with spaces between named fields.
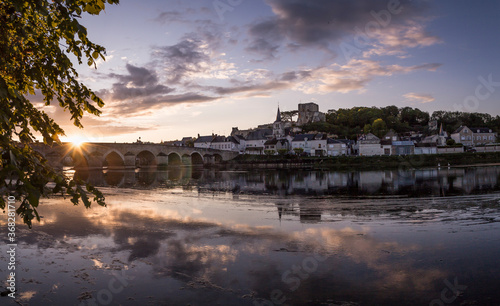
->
xmin=204 ymin=155 xmax=215 ymax=165
xmin=88 ymin=156 xmax=102 ymax=169
xmin=124 ymin=153 xmax=136 ymax=169
xmin=182 ymin=155 xmax=191 ymax=165
xmin=157 ymin=153 xmax=168 ymax=167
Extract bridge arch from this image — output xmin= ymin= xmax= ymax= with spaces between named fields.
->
xmin=136 ymin=150 xmax=157 ymax=168
xmin=168 ymin=152 xmax=182 ymax=166
xmin=103 ymin=151 xmax=125 ymax=169
xmin=213 ymin=153 xmax=223 ymax=164
xmin=191 ymin=152 xmax=204 ymax=165
xmin=61 ymin=150 xmax=89 ymax=169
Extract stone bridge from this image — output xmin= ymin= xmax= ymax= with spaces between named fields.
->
xmin=31 ymin=142 xmax=239 ymax=169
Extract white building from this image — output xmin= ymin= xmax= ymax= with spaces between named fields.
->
xmin=415 ymin=143 xmax=438 ymax=155
xmin=245 ymin=129 xmax=273 ymax=155
xmin=327 ymin=138 xmax=347 ymax=156
xmin=194 ymin=135 xmax=214 ymax=149
xmin=209 ymin=136 xmax=242 ymax=152
xmin=292 ymin=134 xmax=327 ymax=156
xmin=357 ymin=133 xmax=383 ymax=156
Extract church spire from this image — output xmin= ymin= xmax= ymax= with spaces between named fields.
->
xmin=276 ymin=106 xmax=281 ymax=122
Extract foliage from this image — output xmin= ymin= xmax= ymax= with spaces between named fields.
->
xmin=446 ymin=139 xmax=456 ymax=146
xmin=277 ymin=149 xmax=288 ymax=156
xmin=371 ymin=118 xmax=387 ymax=138
xmin=293 ymin=148 xmax=304 ymax=155
xmin=280 ymin=110 xmax=298 ymax=122
xmin=363 ymin=124 xmax=371 ymax=134
xmin=312 ymin=106 xmax=500 ymax=139
xmin=264 ymin=150 xmax=275 ymax=155
xmin=0 ymin=0 xmax=119 ymax=227
xmin=185 ymin=139 xmax=195 ymax=147
xmin=431 ymin=111 xmax=500 ymax=134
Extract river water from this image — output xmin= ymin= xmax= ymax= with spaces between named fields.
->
xmin=2 ymin=166 xmax=500 ymax=305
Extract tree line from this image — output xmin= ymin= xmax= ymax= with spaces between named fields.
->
xmin=294 ymin=106 xmax=500 ymax=139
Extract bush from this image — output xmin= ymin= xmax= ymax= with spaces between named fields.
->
xmin=277 ymin=149 xmax=288 ymax=156
xmin=293 ymin=148 xmax=304 ymax=155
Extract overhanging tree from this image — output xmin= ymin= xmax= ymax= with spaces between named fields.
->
xmin=0 ymin=0 xmax=119 ymax=227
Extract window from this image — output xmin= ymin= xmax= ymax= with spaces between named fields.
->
xmin=484 ymin=136 xmax=487 ymax=140
xmin=461 ymin=136 xmax=465 ymax=140
xmin=318 ymin=144 xmax=321 ymax=148
xmin=490 ymin=136 xmax=494 ymax=140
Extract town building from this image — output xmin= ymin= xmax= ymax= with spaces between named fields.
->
xmin=392 ymin=141 xmax=415 ymax=155
xmin=209 ymin=136 xmax=241 ymax=151
xmin=381 ymin=139 xmax=393 ymax=155
xmin=470 ymin=127 xmax=497 ymax=145
xmin=356 ymin=133 xmax=383 ymax=156
xmin=245 ymin=129 xmax=273 ymax=155
xmin=264 ymin=138 xmax=290 ymax=155
xmin=451 ymin=126 xmax=474 ymax=146
xmin=383 ymin=130 xmax=399 ymax=142
xmin=327 ymin=138 xmax=347 ymax=156
xmin=194 ymin=135 xmax=215 ymax=149
xmin=415 ymin=143 xmax=437 ymax=155
xmin=291 ymin=133 xmax=327 ymax=156
xmin=423 ymin=124 xmax=448 ymax=146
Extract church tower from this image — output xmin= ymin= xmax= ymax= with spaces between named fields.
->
xmin=273 ymin=107 xmax=285 ymax=138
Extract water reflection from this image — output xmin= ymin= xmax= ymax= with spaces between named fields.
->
xmin=4 ymin=188 xmax=500 ymax=306
xmin=70 ymin=166 xmax=500 ymax=197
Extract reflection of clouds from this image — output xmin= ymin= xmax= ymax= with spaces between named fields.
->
xmin=294 ymin=227 xmax=446 ymax=295
xmin=16 ymin=194 xmax=459 ymax=305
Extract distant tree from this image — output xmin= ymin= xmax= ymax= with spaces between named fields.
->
xmin=446 ymin=139 xmax=456 ymax=146
xmin=0 ymin=0 xmax=119 ymax=227
xmin=372 ymin=118 xmax=387 ymax=138
xmin=185 ymin=139 xmax=195 ymax=147
xmin=363 ymin=124 xmax=371 ymax=134
xmin=281 ymin=110 xmax=298 ymax=122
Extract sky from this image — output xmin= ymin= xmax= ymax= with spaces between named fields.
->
xmin=37 ymin=0 xmax=500 ymax=143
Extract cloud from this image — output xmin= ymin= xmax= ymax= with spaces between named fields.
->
xmin=403 ymin=92 xmax=435 ymax=104
xmin=86 ymin=63 xmax=219 ymax=117
xmin=154 ymin=10 xmax=186 ymax=24
xmin=207 ymin=80 xmax=290 ymax=96
xmin=299 ymin=59 xmax=442 ymax=94
xmin=245 ymin=0 xmax=436 ymax=60
xmin=245 ymin=19 xmax=283 ymax=59
xmin=363 ymin=20 xmax=441 ymax=58
xmin=105 ymin=64 xmax=174 ymax=102
xmin=153 ymin=38 xmax=211 ymax=84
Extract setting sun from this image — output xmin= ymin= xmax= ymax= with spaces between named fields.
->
xmin=66 ymin=135 xmax=87 ymax=147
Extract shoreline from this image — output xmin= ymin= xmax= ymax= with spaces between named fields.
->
xmin=219 ymin=151 xmax=500 ymax=171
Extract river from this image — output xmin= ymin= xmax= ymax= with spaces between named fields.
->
xmin=2 ymin=166 xmax=500 ymax=305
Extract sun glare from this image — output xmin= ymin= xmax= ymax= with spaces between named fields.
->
xmin=68 ymin=136 xmax=87 ymax=147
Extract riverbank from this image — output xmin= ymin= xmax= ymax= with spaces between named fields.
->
xmin=222 ymin=151 xmax=500 ymax=170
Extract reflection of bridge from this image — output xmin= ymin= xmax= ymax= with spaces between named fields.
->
xmin=32 ymin=143 xmax=239 ymax=169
